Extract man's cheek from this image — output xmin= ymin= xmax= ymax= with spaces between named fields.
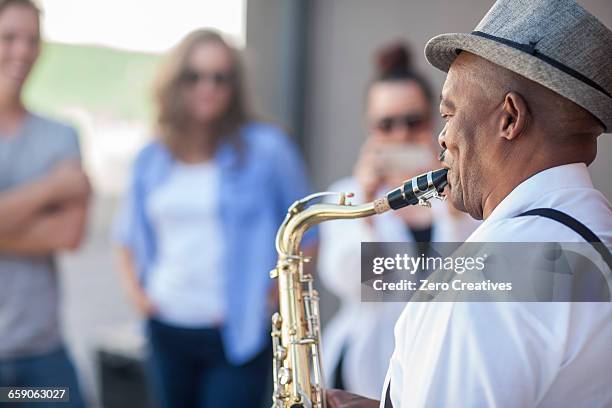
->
xmin=444 ymin=120 xmax=461 ymax=150
xmin=444 ymin=133 xmax=461 ymax=168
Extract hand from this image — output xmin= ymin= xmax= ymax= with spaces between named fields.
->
xmin=353 ymin=139 xmax=386 ymax=202
xmin=40 ymin=202 xmax=88 ymax=250
xmin=129 ymin=287 xmax=158 ymax=318
xmin=326 ymin=389 xmax=380 ymax=408
xmin=46 ymin=159 xmax=91 ymax=203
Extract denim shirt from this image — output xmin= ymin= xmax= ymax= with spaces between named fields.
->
xmin=113 ymin=122 xmax=315 ymax=364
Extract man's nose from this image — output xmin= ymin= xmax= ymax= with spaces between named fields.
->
xmin=437 ymin=124 xmax=447 ymax=149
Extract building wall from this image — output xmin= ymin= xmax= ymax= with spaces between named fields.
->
xmin=301 ymin=0 xmax=612 ymax=199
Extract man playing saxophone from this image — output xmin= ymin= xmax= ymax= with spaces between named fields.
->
xmin=326 ymin=0 xmax=612 ymax=407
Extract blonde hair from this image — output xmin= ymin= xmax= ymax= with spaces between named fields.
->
xmin=153 ymin=29 xmax=249 ymax=155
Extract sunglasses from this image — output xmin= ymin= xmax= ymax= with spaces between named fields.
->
xmin=372 ymin=113 xmax=429 ymax=134
xmin=179 ymin=69 xmax=234 ymax=87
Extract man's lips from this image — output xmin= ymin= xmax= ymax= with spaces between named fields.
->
xmin=440 ymin=163 xmax=452 ymax=190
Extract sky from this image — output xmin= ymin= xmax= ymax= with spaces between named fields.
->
xmin=38 ymin=0 xmax=246 ymax=53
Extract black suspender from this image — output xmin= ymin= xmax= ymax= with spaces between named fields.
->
xmin=384 ymin=381 xmax=393 ymax=408
xmin=516 ymin=208 xmax=612 ymax=269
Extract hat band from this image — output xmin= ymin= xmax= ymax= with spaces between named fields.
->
xmin=471 ymin=31 xmax=611 ymax=99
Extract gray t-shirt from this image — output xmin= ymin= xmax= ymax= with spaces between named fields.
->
xmin=0 ymin=112 xmax=80 ymax=358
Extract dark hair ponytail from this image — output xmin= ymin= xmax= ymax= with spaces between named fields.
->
xmin=371 ymin=41 xmax=434 ymax=106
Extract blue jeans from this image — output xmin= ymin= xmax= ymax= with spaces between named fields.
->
xmin=146 ymin=319 xmax=271 ymax=408
xmin=0 ymin=346 xmax=85 ymax=408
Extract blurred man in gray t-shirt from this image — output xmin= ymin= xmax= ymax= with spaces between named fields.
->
xmin=0 ymin=113 xmax=88 ymax=356
xmin=0 ymin=1 xmax=90 ymax=406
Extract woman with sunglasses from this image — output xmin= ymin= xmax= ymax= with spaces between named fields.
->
xmin=318 ymin=42 xmax=478 ymax=399
xmin=113 ymin=29 xmax=313 ymax=408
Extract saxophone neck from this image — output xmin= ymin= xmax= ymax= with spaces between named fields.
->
xmin=275 ymin=168 xmax=448 ymax=257
xmin=276 ymin=193 xmax=391 ymax=257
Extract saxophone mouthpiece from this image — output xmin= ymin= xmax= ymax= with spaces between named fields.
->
xmin=385 ymin=168 xmax=448 ymax=210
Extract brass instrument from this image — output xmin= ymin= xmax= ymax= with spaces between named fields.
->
xmin=270 ymin=169 xmax=448 ymax=408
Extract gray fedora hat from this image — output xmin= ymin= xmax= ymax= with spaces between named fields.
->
xmin=425 ymin=0 xmax=612 ymax=131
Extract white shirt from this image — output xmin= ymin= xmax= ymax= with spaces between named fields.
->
xmin=318 ymin=177 xmax=479 ymax=399
xmin=146 ymin=161 xmax=225 ymax=327
xmin=383 ymin=163 xmax=612 ymax=407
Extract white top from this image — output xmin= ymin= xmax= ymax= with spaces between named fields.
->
xmin=382 ymin=163 xmax=612 ymax=408
xmin=318 ymin=177 xmax=479 ymax=399
xmin=146 ymin=161 xmax=225 ymax=327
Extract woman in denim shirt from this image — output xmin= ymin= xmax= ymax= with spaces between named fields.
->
xmin=113 ymin=29 xmax=314 ymax=408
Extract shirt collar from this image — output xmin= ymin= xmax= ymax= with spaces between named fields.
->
xmin=484 ymin=162 xmax=593 ymax=223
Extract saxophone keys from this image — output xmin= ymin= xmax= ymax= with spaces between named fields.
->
xmin=433 ymin=190 xmax=447 ymax=201
xmin=271 ymin=312 xmax=282 ymax=329
xmin=418 ymin=198 xmax=432 ymax=208
xmin=279 ymin=367 xmax=292 ymax=385
xmin=338 ymin=192 xmax=355 ymax=206
xmin=275 ymin=345 xmax=287 ymax=360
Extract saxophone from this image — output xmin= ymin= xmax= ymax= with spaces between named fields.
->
xmin=270 ymin=169 xmax=449 ymax=408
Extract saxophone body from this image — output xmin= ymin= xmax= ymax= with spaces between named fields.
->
xmin=270 ymin=169 xmax=448 ymax=408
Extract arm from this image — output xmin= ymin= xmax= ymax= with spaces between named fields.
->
xmin=0 ymin=159 xmax=90 ymax=238
xmin=0 ymin=199 xmax=89 ymax=255
xmin=0 ymin=177 xmax=55 ymax=236
xmin=112 ymin=145 xmax=157 ymax=317
xmin=268 ymin=130 xmax=320 ymax=245
xmin=115 ymin=246 xmax=157 ymax=317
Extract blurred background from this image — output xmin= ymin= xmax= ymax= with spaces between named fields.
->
xmin=22 ymin=0 xmax=611 ymax=406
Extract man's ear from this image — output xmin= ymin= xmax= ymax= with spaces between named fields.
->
xmin=499 ymin=91 xmax=529 ymax=140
